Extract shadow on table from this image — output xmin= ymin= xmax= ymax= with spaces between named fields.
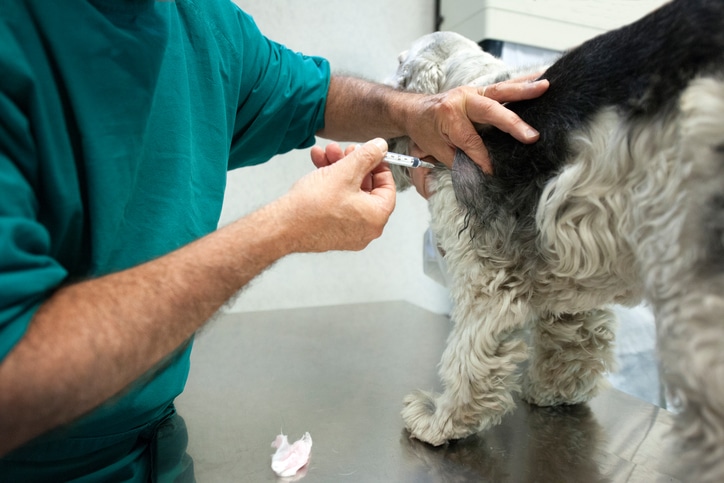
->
xmin=400 ymin=402 xmax=606 ymax=483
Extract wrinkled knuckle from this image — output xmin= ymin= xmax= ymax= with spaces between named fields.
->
xmin=435 ymin=99 xmax=456 ymax=119
xmin=434 ymin=92 xmax=458 ymax=113
xmin=480 ymin=99 xmax=498 ymax=114
xmin=460 ymin=130 xmax=484 ymax=148
xmin=507 ymin=114 xmax=525 ymax=130
xmin=486 ymin=82 xmax=501 ymax=96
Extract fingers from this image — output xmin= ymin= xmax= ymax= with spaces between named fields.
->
xmin=445 ymin=122 xmax=491 ymax=172
xmin=339 ymin=138 xmax=396 ymax=210
xmin=310 ymin=142 xmax=345 ymax=168
xmin=313 ymin=139 xmax=395 ymax=212
xmin=468 ymin=95 xmax=540 ymax=143
xmin=481 ymin=78 xmax=549 ymax=104
xmin=509 ymin=70 xmax=546 ymax=83
xmin=313 ymin=139 xmax=386 ymax=174
xmin=404 ymin=73 xmax=548 ymax=175
xmin=333 ymin=138 xmax=386 ymax=181
xmin=344 ymin=144 xmax=357 ymax=156
xmin=468 ymin=79 xmax=549 ymax=151
xmin=310 ymin=145 xmax=327 ymax=168
xmin=283 ymin=138 xmax=399 ymax=255
xmin=369 ymin=156 xmax=396 ymax=207
xmin=407 ymin=144 xmax=436 ymax=199
xmin=410 ymin=167 xmax=433 ymax=199
xmin=476 ymin=79 xmax=548 ymax=144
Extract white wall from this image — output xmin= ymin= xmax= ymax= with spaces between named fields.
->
xmin=223 ymin=0 xmax=453 ymax=314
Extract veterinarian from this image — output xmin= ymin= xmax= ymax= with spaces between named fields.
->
xmin=0 ymin=1 xmax=547 ymax=479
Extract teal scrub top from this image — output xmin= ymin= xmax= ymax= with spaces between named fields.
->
xmin=0 ymin=0 xmax=330 ymax=478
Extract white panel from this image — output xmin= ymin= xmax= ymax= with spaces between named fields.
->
xmin=441 ymin=0 xmax=669 ymax=50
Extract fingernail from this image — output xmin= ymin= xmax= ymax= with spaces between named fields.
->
xmin=526 ymin=127 xmax=540 ymax=139
xmin=370 ymin=138 xmax=388 ymax=151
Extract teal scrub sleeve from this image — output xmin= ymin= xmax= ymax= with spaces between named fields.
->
xmin=227 ymin=9 xmax=331 ymax=170
xmin=0 ymin=33 xmax=67 ymax=362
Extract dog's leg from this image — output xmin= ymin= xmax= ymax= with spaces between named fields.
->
xmin=392 ymin=140 xmax=532 ymax=445
xmin=522 ymin=309 xmax=617 ymax=407
xmin=402 ymin=290 xmax=531 ymax=446
xmin=401 ymin=170 xmax=534 ymax=446
xmin=635 ymin=77 xmax=724 ymax=481
xmin=658 ymin=289 xmax=724 ymax=481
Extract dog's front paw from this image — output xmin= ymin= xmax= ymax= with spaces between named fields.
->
xmin=402 ymin=390 xmax=477 ymax=446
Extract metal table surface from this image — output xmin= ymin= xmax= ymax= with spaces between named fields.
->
xmin=174 ymin=301 xmax=687 ymax=482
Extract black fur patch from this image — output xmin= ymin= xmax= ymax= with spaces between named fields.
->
xmin=452 ymin=0 xmax=724 ymax=229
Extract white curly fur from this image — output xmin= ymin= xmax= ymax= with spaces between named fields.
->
xmin=389 ymin=30 xmax=724 ymax=481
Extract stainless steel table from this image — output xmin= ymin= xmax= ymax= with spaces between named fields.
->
xmin=174 ymin=301 xmax=687 ymax=482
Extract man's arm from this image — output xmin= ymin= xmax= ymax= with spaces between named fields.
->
xmin=0 ymin=139 xmax=394 ymax=457
xmin=318 ymin=75 xmax=549 ymax=173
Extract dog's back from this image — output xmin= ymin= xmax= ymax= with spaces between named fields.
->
xmin=453 ymin=0 xmax=724 ymax=230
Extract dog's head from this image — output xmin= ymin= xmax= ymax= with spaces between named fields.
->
xmin=387 ymin=31 xmax=505 ymax=94
xmin=386 ymin=32 xmax=507 ymax=190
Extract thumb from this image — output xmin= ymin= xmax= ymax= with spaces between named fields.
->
xmin=342 ymin=138 xmax=388 ymax=182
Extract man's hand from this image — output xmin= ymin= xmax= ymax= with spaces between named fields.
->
xmin=0 ymin=137 xmax=396 ymax=457
xmin=318 ymin=74 xmax=548 ymax=177
xmin=407 ymin=75 xmax=549 ymax=173
xmin=279 ymin=138 xmax=396 ymax=253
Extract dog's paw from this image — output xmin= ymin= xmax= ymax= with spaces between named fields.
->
xmin=402 ymin=390 xmax=450 ymax=446
xmin=401 ymin=390 xmax=476 ymax=446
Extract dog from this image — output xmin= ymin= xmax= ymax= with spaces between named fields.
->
xmin=387 ymin=0 xmax=724 ymax=480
